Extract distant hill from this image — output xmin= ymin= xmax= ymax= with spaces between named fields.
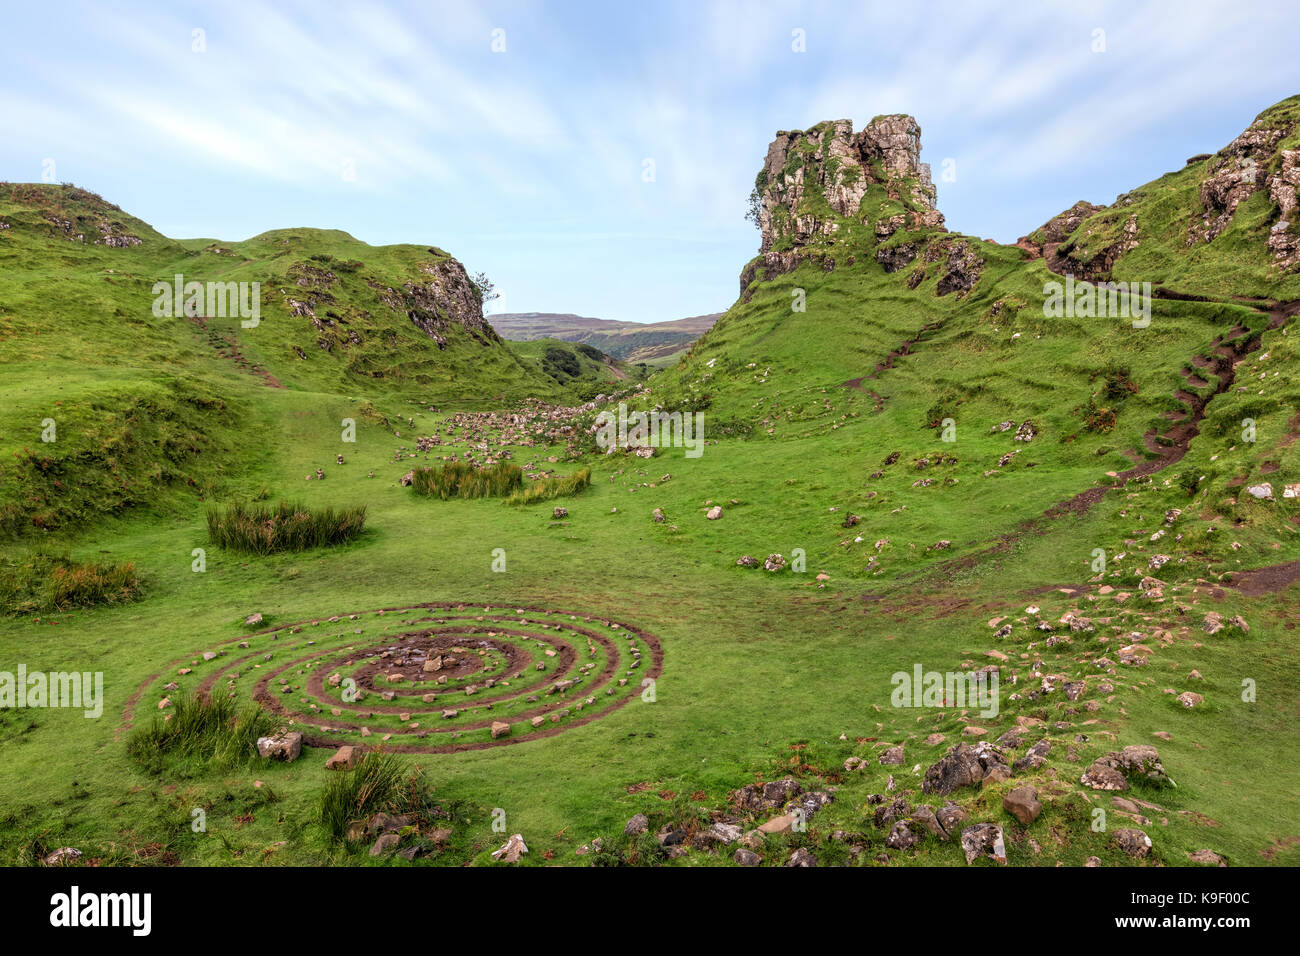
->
xmin=489 ymin=311 xmax=719 ymax=365
xmin=505 ymin=337 xmax=634 ymax=400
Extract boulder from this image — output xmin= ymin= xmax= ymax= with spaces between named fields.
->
xmin=785 ymin=847 xmax=817 ymax=867
xmin=256 ymin=730 xmax=303 ymax=762
xmin=368 ymin=833 xmax=401 ymax=856
xmin=922 ymin=742 xmax=1008 ymax=795
xmin=325 ymin=745 xmax=361 ymax=770
xmin=1114 ymin=828 xmax=1152 ymax=858
xmin=43 ymin=847 xmax=83 ymax=866
xmin=885 ymin=820 xmax=922 ymax=850
xmin=1002 ymin=786 xmax=1042 ymax=825
xmin=959 ymin=823 xmax=1006 ymax=865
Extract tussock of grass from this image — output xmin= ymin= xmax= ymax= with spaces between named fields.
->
xmin=206 ymin=500 xmax=366 ymax=554
xmin=409 ymin=461 xmax=522 ymax=499
xmin=0 ymin=552 xmax=140 ymax=614
xmin=506 ymin=467 xmax=592 ymax=505
xmin=127 ymin=692 xmax=276 ymax=773
xmin=319 ymin=751 xmax=424 ymax=842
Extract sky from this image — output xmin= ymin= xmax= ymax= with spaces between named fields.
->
xmin=3 ymin=0 xmax=1298 ymax=323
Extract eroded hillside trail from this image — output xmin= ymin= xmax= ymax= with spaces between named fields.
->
xmin=841 ymin=319 xmax=946 ymax=412
xmin=901 ymin=259 xmax=1299 ymax=593
xmin=187 ymin=312 xmax=284 ymax=388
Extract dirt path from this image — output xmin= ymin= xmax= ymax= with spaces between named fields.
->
xmin=187 ymin=313 xmax=284 ymax=388
xmin=1228 ymin=559 xmax=1300 ymax=596
xmin=841 ymin=319 xmax=946 ymax=411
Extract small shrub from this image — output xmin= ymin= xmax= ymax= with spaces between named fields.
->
xmin=1077 ymin=399 xmax=1117 ymax=433
xmin=1094 ymin=361 xmax=1139 ymax=402
xmin=206 ymin=501 xmax=366 ymax=554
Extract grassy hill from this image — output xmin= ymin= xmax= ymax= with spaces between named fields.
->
xmin=0 ymin=183 xmax=563 ymax=539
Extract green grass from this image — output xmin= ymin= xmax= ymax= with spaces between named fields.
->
xmin=318 ymin=751 xmax=421 ymax=842
xmin=126 ymin=692 xmax=277 ymax=775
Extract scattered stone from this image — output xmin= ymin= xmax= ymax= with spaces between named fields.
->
xmin=785 ymin=847 xmax=817 ymax=867
xmin=879 ymin=745 xmax=905 ymax=765
xmin=491 ymin=833 xmax=528 ymax=863
xmin=885 ymin=820 xmax=922 ymax=850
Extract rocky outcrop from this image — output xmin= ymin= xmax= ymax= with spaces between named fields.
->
xmin=1266 ymin=149 xmax=1300 ymax=270
xmin=742 ymin=113 xmax=945 ymax=294
xmin=1017 ymin=200 xmax=1107 ymax=258
xmin=1195 ymin=121 xmax=1287 ymax=243
xmin=922 ymin=742 xmax=1009 ymax=795
xmin=371 ymin=258 xmax=502 ymax=349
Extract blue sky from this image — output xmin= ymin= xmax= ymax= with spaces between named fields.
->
xmin=3 ymin=0 xmax=1297 ymax=322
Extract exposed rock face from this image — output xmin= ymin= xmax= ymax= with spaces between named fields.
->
xmin=371 ymin=258 xmax=502 ymax=349
xmin=1195 ymin=121 xmax=1286 ymax=243
xmin=743 ymin=114 xmax=945 ymax=294
xmin=935 ymin=240 xmax=983 ymax=296
xmin=1267 ymin=149 xmax=1300 ymax=269
xmin=1081 ymin=744 xmax=1168 ymax=791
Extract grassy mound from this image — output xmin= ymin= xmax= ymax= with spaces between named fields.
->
xmin=319 ymin=751 xmax=431 ymax=842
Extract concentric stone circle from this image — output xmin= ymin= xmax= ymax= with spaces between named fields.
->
xmin=122 ymin=602 xmax=663 ymax=753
